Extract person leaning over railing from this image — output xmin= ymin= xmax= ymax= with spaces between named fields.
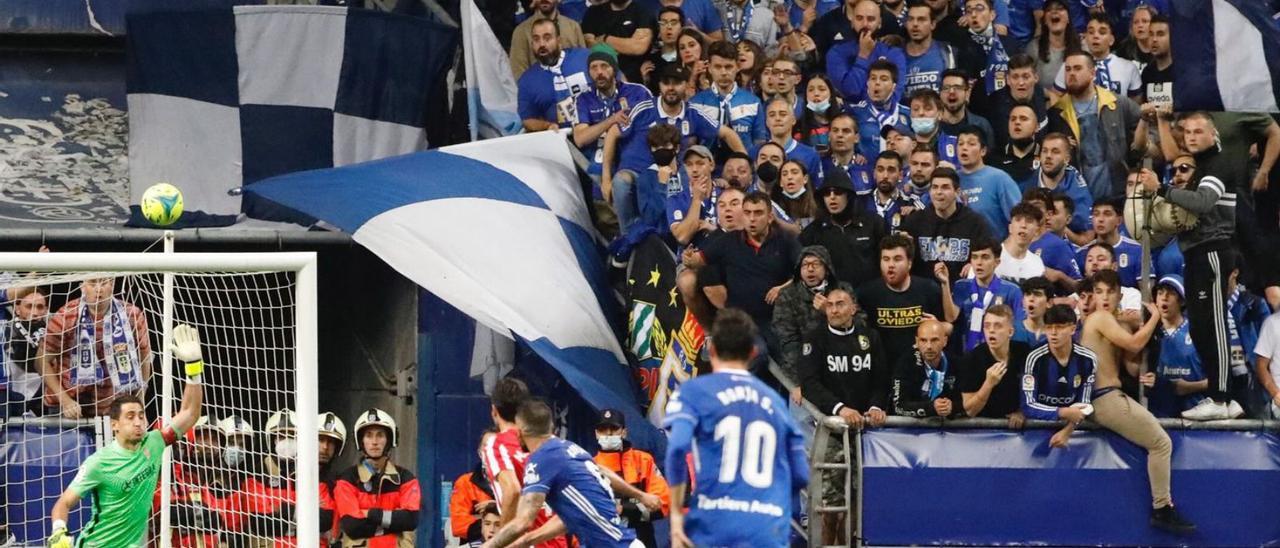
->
xmin=957 ymin=304 xmax=1028 ymax=428
xmin=799 ymin=286 xmax=887 ymax=546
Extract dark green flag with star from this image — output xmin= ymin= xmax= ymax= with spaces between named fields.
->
xmin=625 ymin=234 xmax=687 ymax=413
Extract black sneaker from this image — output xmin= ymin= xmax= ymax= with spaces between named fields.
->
xmin=1151 ymin=505 xmax=1197 ymax=535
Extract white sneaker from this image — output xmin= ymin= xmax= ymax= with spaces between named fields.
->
xmin=0 ymin=529 xmax=15 ymax=548
xmin=1181 ymin=399 xmax=1230 ymax=421
xmin=1227 ymin=400 xmax=1246 ymax=419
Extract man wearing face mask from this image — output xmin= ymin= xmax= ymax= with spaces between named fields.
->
xmin=754 ymin=141 xmax=786 ymax=193
xmin=334 ymin=409 xmax=422 ymax=547
xmin=614 ymin=64 xmax=746 ymax=194
xmin=242 ymin=409 xmax=302 ymax=546
xmin=591 ymin=409 xmax=670 ymax=548
xmin=907 ymin=88 xmax=959 ymax=167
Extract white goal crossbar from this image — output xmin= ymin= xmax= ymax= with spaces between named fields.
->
xmin=0 ymin=251 xmax=319 ymax=547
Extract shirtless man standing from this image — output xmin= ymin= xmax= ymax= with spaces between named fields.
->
xmin=1079 ymin=270 xmax=1195 ymax=535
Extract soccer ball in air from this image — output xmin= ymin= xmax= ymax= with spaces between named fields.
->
xmin=141 ymin=183 xmax=184 ymax=226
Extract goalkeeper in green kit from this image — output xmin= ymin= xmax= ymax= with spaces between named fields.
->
xmin=47 ymin=323 xmax=206 ymax=548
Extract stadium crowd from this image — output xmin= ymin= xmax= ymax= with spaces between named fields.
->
xmin=4 ymin=0 xmax=1280 ymax=545
xmin=499 ymin=0 xmax=1280 ymax=541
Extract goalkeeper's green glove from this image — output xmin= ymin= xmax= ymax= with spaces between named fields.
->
xmin=173 ymin=324 xmax=205 ymax=380
xmin=48 ymin=520 xmax=73 ymax=548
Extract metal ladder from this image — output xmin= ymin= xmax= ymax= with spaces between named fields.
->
xmin=770 ymin=362 xmax=860 ymax=548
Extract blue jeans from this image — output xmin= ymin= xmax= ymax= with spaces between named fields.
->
xmin=612 ymin=170 xmax=639 ymax=233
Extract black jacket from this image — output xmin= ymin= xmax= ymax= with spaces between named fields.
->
xmin=891 ymin=350 xmax=962 ymax=418
xmin=801 ymin=322 xmax=889 ymax=415
xmin=800 ymin=209 xmax=886 ymax=289
xmin=900 ymin=203 xmax=994 ymax=281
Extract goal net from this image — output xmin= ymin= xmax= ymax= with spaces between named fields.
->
xmin=0 ymin=252 xmax=318 ymax=547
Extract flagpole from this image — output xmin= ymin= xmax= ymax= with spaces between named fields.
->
xmin=461 ymin=0 xmax=480 ymax=142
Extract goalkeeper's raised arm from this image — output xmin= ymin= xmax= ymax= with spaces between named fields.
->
xmin=46 ymin=324 xmax=205 ymax=548
xmin=169 ymin=322 xmax=206 ymax=436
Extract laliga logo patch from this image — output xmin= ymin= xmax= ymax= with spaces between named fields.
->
xmin=802 ymin=343 xmax=812 ymax=356
xmin=858 ymin=335 xmax=870 ymax=350
xmin=1021 ymin=374 xmax=1035 ymax=391
xmin=1119 ymin=254 xmax=1129 ymax=268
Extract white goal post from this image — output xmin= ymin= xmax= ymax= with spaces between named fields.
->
xmin=0 ymin=250 xmax=318 ymax=547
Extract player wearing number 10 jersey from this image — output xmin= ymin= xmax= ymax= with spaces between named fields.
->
xmin=663 ymin=309 xmax=809 ymax=547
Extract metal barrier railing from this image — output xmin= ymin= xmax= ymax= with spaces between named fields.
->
xmin=767 ymin=360 xmax=1279 ymax=548
xmin=1 ymin=415 xmax=108 ymax=447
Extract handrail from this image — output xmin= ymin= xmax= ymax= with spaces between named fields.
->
xmin=818 ymin=415 xmax=1280 ymax=432
xmin=1 ymin=416 xmax=97 ymax=429
xmin=768 ymin=359 xmax=1280 ymax=432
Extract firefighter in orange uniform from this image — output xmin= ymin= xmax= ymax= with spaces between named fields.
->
xmin=450 ymin=430 xmax=496 ymax=543
xmin=334 ymin=408 xmax=421 ymax=547
xmin=319 ymin=411 xmax=348 ymax=547
xmin=159 ymin=416 xmax=243 ymax=547
xmin=241 ymin=409 xmax=301 ymax=547
xmin=591 ymin=408 xmax=671 ymax=548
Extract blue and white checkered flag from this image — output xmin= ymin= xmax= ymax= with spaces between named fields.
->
xmin=125 ymin=5 xmax=457 ymax=227
xmin=1172 ymin=0 xmax=1280 ymax=112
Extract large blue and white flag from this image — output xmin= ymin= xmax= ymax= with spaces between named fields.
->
xmin=462 ymin=0 xmax=523 ymax=139
xmin=1171 ymin=0 xmax=1280 ymax=112
xmin=244 ymin=131 xmax=662 ymax=450
xmin=126 ymin=5 xmax=458 ymax=227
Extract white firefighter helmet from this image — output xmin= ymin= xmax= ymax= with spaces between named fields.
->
xmin=265 ymin=409 xmax=297 ymax=437
xmin=217 ymin=415 xmax=255 ymax=438
xmin=318 ymin=412 xmax=348 ymax=455
xmin=353 ymin=408 xmax=398 ymax=450
xmin=192 ymin=416 xmax=221 ymax=435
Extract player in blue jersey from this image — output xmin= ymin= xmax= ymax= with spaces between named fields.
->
xmin=485 ymin=401 xmax=659 ymax=548
xmin=663 ymin=309 xmax=808 ymax=548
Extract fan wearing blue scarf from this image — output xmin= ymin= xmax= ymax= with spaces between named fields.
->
xmin=948 ymin=239 xmax=1026 ymax=352
xmin=891 ymin=319 xmax=961 ymax=418
xmin=42 ymin=277 xmax=151 ymax=419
